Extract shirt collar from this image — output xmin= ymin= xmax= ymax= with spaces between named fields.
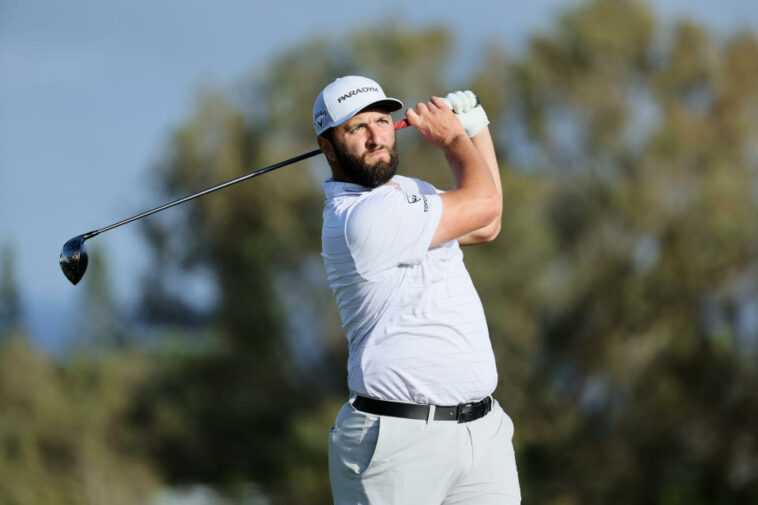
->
xmin=322 ymin=178 xmax=369 ymax=199
xmin=322 ymin=176 xmax=404 ymax=199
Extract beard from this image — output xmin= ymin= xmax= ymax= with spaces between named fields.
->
xmin=333 ymin=141 xmax=399 ymax=189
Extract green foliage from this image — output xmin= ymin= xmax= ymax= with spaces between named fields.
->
xmin=71 ymin=244 xmax=130 ymax=350
xmin=134 ymin=3 xmax=758 ymax=502
xmin=0 ymin=337 xmax=159 ymax=504
xmin=4 ymin=1 xmax=758 ymax=504
xmin=0 ymin=243 xmax=22 ymax=336
xmin=489 ymin=1 xmax=758 ymax=503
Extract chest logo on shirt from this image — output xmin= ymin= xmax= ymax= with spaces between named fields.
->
xmin=406 ymin=193 xmax=429 ymax=212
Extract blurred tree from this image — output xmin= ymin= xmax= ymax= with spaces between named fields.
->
xmin=7 ymin=2 xmax=758 ymax=504
xmin=0 ymin=242 xmax=22 ymax=337
xmin=0 ymin=337 xmax=159 ymax=504
xmin=71 ymin=244 xmax=130 ymax=350
xmin=495 ymin=1 xmax=758 ymax=503
xmin=129 ymin=2 xmax=758 ymax=504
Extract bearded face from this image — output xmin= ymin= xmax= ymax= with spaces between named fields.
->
xmin=326 ymin=131 xmax=399 ymax=189
xmin=332 ymin=139 xmax=399 ymax=189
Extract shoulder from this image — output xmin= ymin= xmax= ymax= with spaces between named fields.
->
xmin=345 ymin=186 xmax=402 ymax=235
xmin=392 ymin=175 xmax=438 ymax=195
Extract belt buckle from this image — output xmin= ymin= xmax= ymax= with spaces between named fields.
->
xmin=456 ymin=398 xmax=491 ymax=423
xmin=456 ymin=401 xmax=478 ymax=423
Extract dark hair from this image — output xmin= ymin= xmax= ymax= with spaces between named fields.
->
xmin=320 ymin=127 xmax=335 ymax=144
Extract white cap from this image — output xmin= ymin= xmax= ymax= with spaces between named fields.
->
xmin=313 ymin=75 xmax=403 ymax=135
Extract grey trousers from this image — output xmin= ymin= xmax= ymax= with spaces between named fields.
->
xmin=328 ymin=398 xmax=521 ymax=505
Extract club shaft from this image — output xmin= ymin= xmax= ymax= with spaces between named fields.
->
xmin=80 ymin=119 xmax=412 ymax=241
xmin=83 ymin=148 xmax=322 ymax=240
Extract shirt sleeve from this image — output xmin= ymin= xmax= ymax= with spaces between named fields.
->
xmin=344 ymin=185 xmax=443 ymax=279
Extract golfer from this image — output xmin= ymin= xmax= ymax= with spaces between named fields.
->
xmin=315 ymin=75 xmax=520 ymax=504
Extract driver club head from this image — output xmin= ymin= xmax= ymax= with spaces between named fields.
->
xmin=60 ymin=235 xmax=89 ymax=285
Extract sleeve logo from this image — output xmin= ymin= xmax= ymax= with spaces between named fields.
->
xmin=406 ymin=193 xmax=429 ymax=212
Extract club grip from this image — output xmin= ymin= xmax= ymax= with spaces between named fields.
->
xmin=393 ymin=95 xmax=480 ymax=131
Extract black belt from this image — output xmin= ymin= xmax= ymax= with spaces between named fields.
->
xmin=352 ymin=395 xmax=492 ymax=423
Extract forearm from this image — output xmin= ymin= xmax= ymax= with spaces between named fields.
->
xmin=471 ymin=126 xmax=501 ymax=200
xmin=457 ymin=126 xmax=502 ymax=245
xmin=445 ymin=133 xmax=498 ymax=202
xmin=431 ymin=134 xmax=500 ymax=246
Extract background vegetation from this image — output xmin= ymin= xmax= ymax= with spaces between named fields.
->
xmin=2 ymin=1 xmax=757 ymax=503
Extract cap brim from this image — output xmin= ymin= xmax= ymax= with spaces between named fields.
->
xmin=361 ymin=98 xmax=403 ymax=113
xmin=329 ymin=98 xmax=404 ymax=132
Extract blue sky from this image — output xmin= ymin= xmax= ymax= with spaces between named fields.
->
xmin=1 ymin=0 xmax=757 ymax=349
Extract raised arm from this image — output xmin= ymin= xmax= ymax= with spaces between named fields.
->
xmin=405 ymin=97 xmax=501 ymax=247
xmin=440 ymin=91 xmax=501 ymax=245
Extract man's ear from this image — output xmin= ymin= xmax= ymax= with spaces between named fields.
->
xmin=317 ymin=135 xmax=337 ymax=163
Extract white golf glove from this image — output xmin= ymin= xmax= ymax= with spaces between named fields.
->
xmin=441 ymin=90 xmax=489 ymax=137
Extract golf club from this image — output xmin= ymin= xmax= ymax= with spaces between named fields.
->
xmin=60 ymin=119 xmax=411 ymax=285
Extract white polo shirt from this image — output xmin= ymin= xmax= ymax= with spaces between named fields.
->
xmin=321 ymin=175 xmax=498 ymax=406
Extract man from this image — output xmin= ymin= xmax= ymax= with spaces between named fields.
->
xmin=315 ymin=75 xmax=520 ymax=505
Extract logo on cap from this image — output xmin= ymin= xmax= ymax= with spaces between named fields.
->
xmin=315 ymin=109 xmax=328 ymax=127
xmin=337 ymin=86 xmax=379 ymax=104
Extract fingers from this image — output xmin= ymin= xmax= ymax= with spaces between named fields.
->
xmin=405 ymin=96 xmax=466 ymax=149
xmin=430 ymin=96 xmax=450 ymax=110
xmin=447 ymin=90 xmax=479 ymax=113
xmin=438 ymin=89 xmax=487 ymax=137
xmin=444 ymin=90 xmax=479 ymax=114
xmin=446 ymin=92 xmax=464 ymax=114
xmin=463 ymin=90 xmax=477 ymax=109
xmin=405 ymin=102 xmax=429 ymax=128
xmin=407 ymin=97 xmax=451 ymax=122
xmin=409 ymin=92 xmax=480 ymax=123
xmin=405 ymin=105 xmax=420 ymax=126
